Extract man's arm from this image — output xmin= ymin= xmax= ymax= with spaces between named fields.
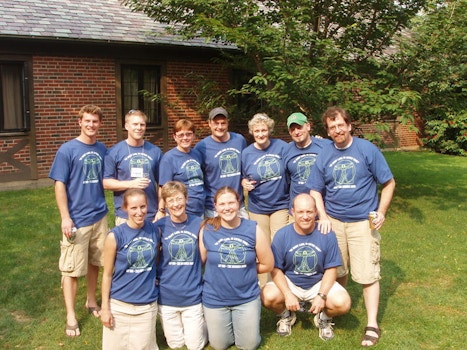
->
xmin=374 ymin=178 xmax=396 ymax=230
xmin=103 ymin=177 xmax=150 ymax=191
xmin=310 ymin=267 xmax=338 ymax=315
xmin=54 ymin=180 xmax=74 ymax=238
xmin=310 ymin=190 xmax=331 ymax=234
xmin=271 ymin=268 xmax=300 ymax=312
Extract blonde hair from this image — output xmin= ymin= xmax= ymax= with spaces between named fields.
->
xmin=201 ymin=187 xmax=240 ymax=231
xmin=122 ymin=188 xmax=147 ymax=210
xmin=125 ymin=109 xmax=148 ymax=123
xmin=160 ymin=181 xmax=188 ymax=201
xmin=248 ymin=113 xmax=274 ymax=135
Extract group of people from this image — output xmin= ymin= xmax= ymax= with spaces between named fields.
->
xmin=49 ymin=104 xmax=395 ymax=349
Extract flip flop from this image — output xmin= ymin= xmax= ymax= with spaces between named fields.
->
xmin=87 ymin=306 xmax=101 ymax=318
xmin=65 ymin=323 xmax=80 ymax=337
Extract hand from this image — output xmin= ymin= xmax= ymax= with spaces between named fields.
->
xmin=154 ymin=210 xmax=166 ymax=222
xmin=317 ymin=218 xmax=332 ymax=234
xmin=284 ymin=291 xmax=300 ymax=312
xmin=310 ymin=295 xmax=326 ymax=315
xmin=61 ymin=218 xmax=75 ymax=239
xmin=132 ymin=177 xmax=150 ymax=189
xmin=242 ymin=178 xmax=256 ymax=192
xmin=373 ymin=212 xmax=386 ymax=230
xmin=100 ymin=309 xmax=113 ymax=328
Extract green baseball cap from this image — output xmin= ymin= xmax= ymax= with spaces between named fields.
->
xmin=287 ymin=112 xmax=308 ymax=128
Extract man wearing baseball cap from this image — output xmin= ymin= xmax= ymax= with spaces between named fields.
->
xmin=284 ymin=112 xmax=331 ymax=218
xmin=194 ymin=107 xmax=248 ymax=218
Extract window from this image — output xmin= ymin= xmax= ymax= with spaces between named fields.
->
xmin=121 ymin=65 xmax=162 ymax=127
xmin=0 ymin=61 xmax=29 ymax=133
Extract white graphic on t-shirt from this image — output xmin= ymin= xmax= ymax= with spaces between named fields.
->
xmin=169 ymin=234 xmax=195 ymax=263
xmin=293 ymin=246 xmax=318 ymax=274
xmin=218 ymin=240 xmax=246 ymax=268
xmin=257 ymin=155 xmax=281 ymax=182
xmin=332 ymin=159 xmax=356 ymax=187
xmin=218 ymin=150 xmax=241 ymax=177
xmin=296 ymin=154 xmax=317 ymax=182
xmin=129 ymin=154 xmax=150 ymax=179
xmin=126 ymin=238 xmax=155 ymax=272
xmin=82 ymin=152 xmax=102 ymax=183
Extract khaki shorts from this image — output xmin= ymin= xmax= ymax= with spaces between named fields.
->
xmin=330 ymin=217 xmax=381 ymax=284
xmin=103 ymin=299 xmax=158 ymax=350
xmin=59 ymin=216 xmax=108 ymax=277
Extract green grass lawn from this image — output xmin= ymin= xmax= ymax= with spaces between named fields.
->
xmin=0 ymin=151 xmax=465 ymax=349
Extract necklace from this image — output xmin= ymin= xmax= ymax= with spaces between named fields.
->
xmin=170 ymin=218 xmax=188 ymax=231
xmin=127 ymin=140 xmax=145 ymax=156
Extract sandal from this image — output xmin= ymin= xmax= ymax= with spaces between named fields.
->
xmin=361 ymin=326 xmax=380 ymax=347
xmin=65 ymin=323 xmax=80 ymax=337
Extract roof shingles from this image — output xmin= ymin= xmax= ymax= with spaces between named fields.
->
xmin=0 ymin=0 xmax=232 ymax=48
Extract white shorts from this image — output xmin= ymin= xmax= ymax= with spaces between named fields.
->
xmin=158 ymin=303 xmax=207 ymax=350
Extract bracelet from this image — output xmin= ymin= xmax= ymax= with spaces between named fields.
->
xmin=317 ymin=292 xmax=327 ymax=300
xmin=158 ymin=208 xmax=166 ymax=213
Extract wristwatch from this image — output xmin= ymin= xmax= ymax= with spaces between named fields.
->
xmin=317 ymin=292 xmax=327 ymax=300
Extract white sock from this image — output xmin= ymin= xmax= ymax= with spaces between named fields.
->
xmin=320 ymin=311 xmax=331 ymax=320
xmin=279 ymin=309 xmax=290 ymax=318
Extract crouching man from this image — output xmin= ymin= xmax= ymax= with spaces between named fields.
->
xmin=261 ymin=193 xmax=351 ymax=340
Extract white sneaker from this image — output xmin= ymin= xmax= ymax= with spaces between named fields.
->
xmin=314 ymin=312 xmax=335 ymax=341
xmin=276 ymin=311 xmax=297 ymax=337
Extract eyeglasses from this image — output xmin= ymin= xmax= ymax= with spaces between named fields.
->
xmin=328 ymin=123 xmax=348 ymax=133
xmin=175 ymin=132 xmax=194 ymax=139
xmin=166 ymin=196 xmax=185 ymax=205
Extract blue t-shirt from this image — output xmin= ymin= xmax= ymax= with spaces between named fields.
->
xmin=194 ymin=132 xmax=247 ymax=210
xmin=202 ymin=219 xmax=259 ymax=308
xmin=241 ymin=138 xmax=289 ymax=214
xmin=284 ymin=137 xmax=332 ymax=207
xmin=49 ymin=138 xmax=108 ymax=228
xmin=158 ymin=147 xmax=205 ymax=216
xmin=272 ymin=223 xmax=341 ymax=289
xmin=104 ymin=140 xmax=162 ymax=219
xmin=110 ymin=221 xmax=159 ymax=304
xmin=307 ymin=137 xmax=394 ymax=222
xmin=156 ymin=214 xmax=203 ymax=306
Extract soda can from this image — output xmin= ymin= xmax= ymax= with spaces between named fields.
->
xmin=368 ymin=211 xmax=377 ymax=229
xmin=67 ymin=227 xmax=77 ymax=244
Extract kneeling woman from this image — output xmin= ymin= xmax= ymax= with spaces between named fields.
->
xmin=101 ymin=189 xmax=159 ymax=350
xmin=199 ymin=187 xmax=274 ymax=350
xmin=156 ymin=181 xmax=207 ymax=350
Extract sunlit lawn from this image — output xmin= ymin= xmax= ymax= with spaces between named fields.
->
xmin=0 ymin=151 xmax=465 ymax=349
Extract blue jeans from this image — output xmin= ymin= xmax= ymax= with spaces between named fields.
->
xmin=203 ymin=296 xmax=261 ymax=350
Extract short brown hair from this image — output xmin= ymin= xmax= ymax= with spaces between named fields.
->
xmin=173 ymin=119 xmax=195 ymax=134
xmin=321 ymin=106 xmax=351 ymax=129
xmin=160 ymin=181 xmax=188 ymax=201
xmin=79 ymin=104 xmax=103 ymax=121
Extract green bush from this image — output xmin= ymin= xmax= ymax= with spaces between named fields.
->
xmin=423 ymin=112 xmax=467 ymax=156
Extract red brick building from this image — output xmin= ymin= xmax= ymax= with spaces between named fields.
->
xmin=0 ymin=0 xmax=420 ymax=189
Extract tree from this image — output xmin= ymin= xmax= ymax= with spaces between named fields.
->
xmin=393 ymin=0 xmax=467 ymax=155
xmin=123 ymin=0 xmax=427 ymax=136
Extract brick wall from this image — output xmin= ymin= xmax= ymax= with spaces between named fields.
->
xmin=33 ymin=56 xmax=117 ymax=178
xmin=0 ymin=54 xmax=422 ymax=183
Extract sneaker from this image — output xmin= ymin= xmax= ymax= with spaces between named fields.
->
xmin=276 ymin=311 xmax=297 ymax=337
xmin=314 ymin=312 xmax=335 ymax=341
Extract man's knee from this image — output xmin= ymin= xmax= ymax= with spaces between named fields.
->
xmin=328 ymin=290 xmax=352 ymax=314
xmin=260 ymin=283 xmax=282 ymax=308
